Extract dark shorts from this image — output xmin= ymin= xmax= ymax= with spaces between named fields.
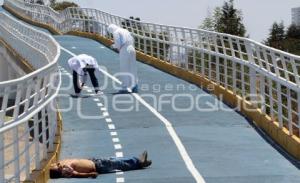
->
xmin=89 ymin=158 xmax=105 ymax=173
xmin=89 ymin=157 xmax=140 ymax=174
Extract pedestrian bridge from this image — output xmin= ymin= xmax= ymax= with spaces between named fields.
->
xmin=0 ymin=0 xmax=300 ymax=182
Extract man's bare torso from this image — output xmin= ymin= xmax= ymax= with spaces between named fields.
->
xmin=59 ymin=159 xmax=96 ymax=173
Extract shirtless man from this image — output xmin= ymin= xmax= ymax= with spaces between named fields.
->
xmin=50 ymin=151 xmax=151 ymax=179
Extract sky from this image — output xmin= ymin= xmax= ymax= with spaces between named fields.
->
xmin=1 ymin=0 xmax=299 ymax=42
xmin=69 ymin=0 xmax=300 ymax=42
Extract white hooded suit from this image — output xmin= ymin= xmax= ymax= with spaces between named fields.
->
xmin=108 ymin=24 xmax=138 ymax=91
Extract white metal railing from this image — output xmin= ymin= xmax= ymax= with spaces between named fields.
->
xmin=0 ymin=11 xmax=61 ymax=182
xmin=4 ymin=0 xmax=300 ymax=138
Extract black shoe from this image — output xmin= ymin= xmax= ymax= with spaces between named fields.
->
xmin=113 ymin=90 xmax=130 ymax=94
xmin=95 ymin=90 xmax=104 ymax=95
xmin=131 ymin=85 xmax=138 ymax=93
xmin=70 ymin=93 xmax=82 ymax=98
xmin=138 ymin=151 xmax=152 ymax=168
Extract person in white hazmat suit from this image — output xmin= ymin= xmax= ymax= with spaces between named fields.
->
xmin=107 ymin=24 xmax=138 ymax=93
xmin=68 ymin=54 xmax=102 ymax=97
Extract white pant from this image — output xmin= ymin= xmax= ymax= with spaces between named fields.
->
xmin=119 ymin=45 xmax=138 ymax=90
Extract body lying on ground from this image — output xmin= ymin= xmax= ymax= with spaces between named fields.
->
xmin=50 ymin=151 xmax=152 ymax=178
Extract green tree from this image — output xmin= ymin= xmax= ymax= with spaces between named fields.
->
xmin=285 ymin=24 xmax=300 ymax=55
xmin=287 ymin=24 xmax=300 ymax=39
xmin=51 ymin=1 xmax=78 ymax=11
xmin=49 ymin=0 xmax=56 ymax=7
xmin=265 ymin=21 xmax=286 ymax=50
xmin=36 ymin=0 xmax=44 ymax=5
xmin=264 ymin=21 xmax=300 ymax=55
xmin=199 ymin=7 xmax=222 ymax=31
xmin=199 ymin=0 xmax=246 ymax=37
xmin=215 ymin=0 xmax=246 ymax=37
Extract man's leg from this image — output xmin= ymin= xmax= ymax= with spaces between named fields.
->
xmin=72 ymin=71 xmax=81 ymax=94
xmin=94 ymin=157 xmax=140 ymax=173
xmin=119 ymin=48 xmax=131 ymax=91
xmin=86 ymin=68 xmax=100 ymax=93
xmin=129 ymin=46 xmax=138 ymax=92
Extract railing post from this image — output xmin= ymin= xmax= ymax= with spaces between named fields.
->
xmin=0 ymin=114 xmax=5 ymax=183
xmin=154 ymin=24 xmax=160 ymax=60
xmin=13 ymin=127 xmax=20 ymax=183
xmin=34 ymin=113 xmax=40 ymax=170
xmin=249 ymin=67 xmax=257 ymax=104
xmin=276 ymin=83 xmax=283 ymax=128
xmin=0 ymin=87 xmax=9 ymax=182
xmin=298 ymin=92 xmax=300 ymax=137
xmin=41 ymin=108 xmax=47 ymax=159
xmin=13 ymin=84 xmax=22 ymax=183
xmin=232 ymin=62 xmax=237 ymax=94
xmin=259 ymin=74 xmax=266 ymax=113
xmin=287 ymin=89 xmax=293 ymax=135
xmin=24 ymin=122 xmax=30 ymax=179
xmin=267 ymin=78 xmax=275 ymax=120
xmin=47 ymin=104 xmax=54 ymax=152
xmin=216 ymin=56 xmax=220 ymax=84
xmin=245 ymin=41 xmax=258 ymax=103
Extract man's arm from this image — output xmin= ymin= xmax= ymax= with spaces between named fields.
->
xmin=112 ymin=31 xmax=122 ymax=50
xmin=71 ymin=171 xmax=98 ymax=178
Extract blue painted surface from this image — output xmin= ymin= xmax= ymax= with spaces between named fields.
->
xmin=1 ymin=6 xmax=300 ymax=183
xmin=51 ymin=36 xmax=300 ymax=183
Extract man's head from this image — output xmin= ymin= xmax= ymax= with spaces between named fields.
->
xmin=49 ymin=163 xmax=62 ymax=179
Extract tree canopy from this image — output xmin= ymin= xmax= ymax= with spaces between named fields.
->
xmin=265 ymin=22 xmax=285 ymax=50
xmin=35 ymin=0 xmax=44 ymax=5
xmin=199 ymin=7 xmax=222 ymax=31
xmin=199 ymin=0 xmax=246 ymax=37
xmin=50 ymin=1 xmax=79 ymax=11
xmin=287 ymin=24 xmax=300 ymax=39
xmin=265 ymin=22 xmax=300 ymax=55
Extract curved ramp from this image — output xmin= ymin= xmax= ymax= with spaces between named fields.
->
xmin=0 ymin=6 xmax=299 ymax=183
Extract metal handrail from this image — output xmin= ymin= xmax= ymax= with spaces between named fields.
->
xmin=0 ymin=10 xmax=61 ymax=183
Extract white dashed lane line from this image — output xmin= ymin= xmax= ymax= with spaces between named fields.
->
xmin=112 ymin=138 xmax=120 ymax=143
xmin=108 ymin=124 xmax=116 ymax=130
xmin=59 ymin=64 xmax=126 ymax=182
xmin=110 ymin=132 xmax=118 ymax=136
xmin=116 ymin=177 xmax=125 ymax=183
xmin=114 ymin=144 xmax=122 ymax=150
xmin=116 ymin=172 xmax=124 ymax=175
xmin=116 ymin=152 xmax=124 ymax=158
xmin=103 ymin=112 xmax=109 ymax=117
xmin=106 ymin=118 xmax=112 ymax=123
